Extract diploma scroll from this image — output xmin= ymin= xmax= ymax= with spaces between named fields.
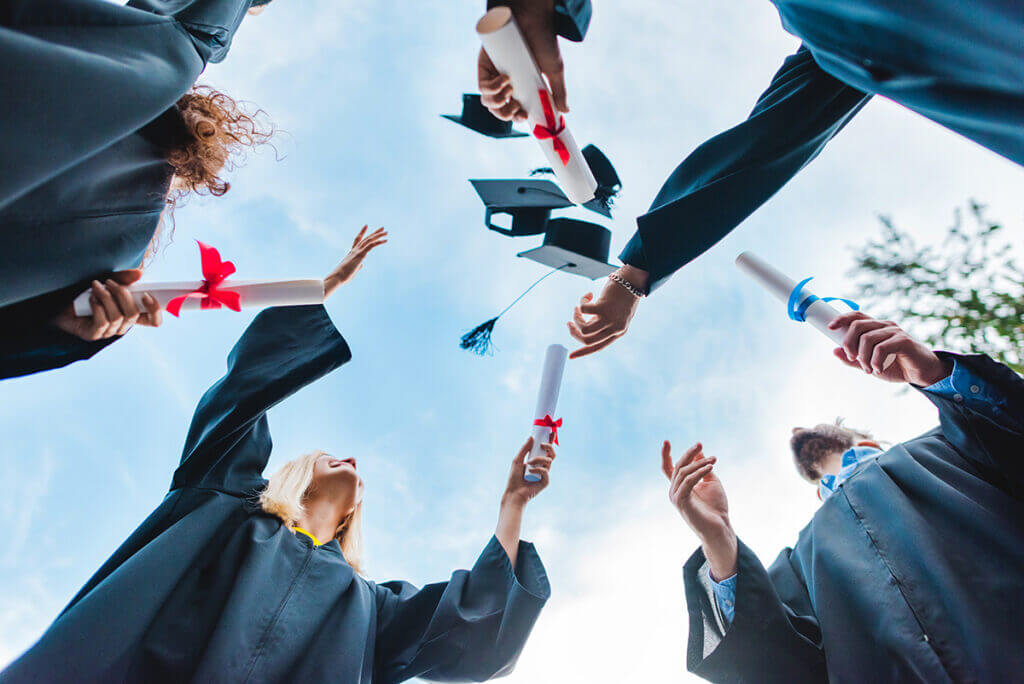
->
xmin=72 ymin=280 xmax=325 ymax=317
xmin=526 ymin=344 xmax=568 ymax=482
xmin=735 ymin=252 xmax=895 ymax=370
xmin=477 ymin=7 xmax=598 ymax=205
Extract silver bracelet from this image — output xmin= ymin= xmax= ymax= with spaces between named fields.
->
xmin=608 ymin=272 xmax=646 ymax=298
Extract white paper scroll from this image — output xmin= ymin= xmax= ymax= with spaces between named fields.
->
xmin=526 ymin=344 xmax=568 ymax=482
xmin=735 ymin=252 xmax=895 ymax=370
xmin=72 ymin=279 xmax=325 ymax=317
xmin=477 ymin=7 xmax=598 ymax=205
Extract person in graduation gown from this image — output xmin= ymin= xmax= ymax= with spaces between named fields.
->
xmin=475 ymin=0 xmax=1022 ymax=358
xmin=0 ymin=0 xmax=273 ymax=379
xmin=0 ymin=228 xmax=557 ymax=684
xmin=658 ymin=311 xmax=1024 ymax=682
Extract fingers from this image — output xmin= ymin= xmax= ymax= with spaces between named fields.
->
xmin=572 ymin=304 xmax=604 ymax=333
xmin=515 ymin=437 xmax=534 ymax=465
xmin=827 ymin=310 xmax=870 ymax=331
xmin=539 ymin=442 xmax=556 ymax=460
xmin=137 ymin=293 xmax=164 ymax=328
xmin=661 ymin=441 xmax=673 ymax=480
xmin=545 ymin=65 xmax=568 ymax=113
xmin=568 ymin=331 xmax=624 ymax=359
xmin=106 ymin=279 xmax=140 ymax=335
xmin=833 ymin=347 xmax=861 ymax=369
xmin=109 ymin=269 xmax=143 ymax=285
xmin=838 ymin=316 xmax=887 ymax=366
xmin=855 ymin=326 xmax=899 ymax=373
xmin=674 ymin=442 xmax=702 ymax=472
xmin=567 ymin=320 xmax=614 ymax=345
xmin=352 ymin=225 xmax=368 ymax=248
xmin=870 ymin=335 xmax=910 ymax=373
xmin=578 ymin=293 xmax=601 ymax=315
xmin=354 ymin=228 xmax=388 ymax=257
xmin=90 ymin=280 xmax=123 ymax=338
xmin=671 ymin=458 xmax=716 ymax=501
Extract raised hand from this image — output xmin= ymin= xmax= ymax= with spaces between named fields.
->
xmin=661 ymin=441 xmax=737 ymax=580
xmin=53 ymin=270 xmax=163 ymax=341
xmin=828 ymin=312 xmax=951 ymax=386
xmin=324 ymin=226 xmax=388 ymax=297
xmin=567 ymin=265 xmax=648 ymax=359
xmin=503 ymin=437 xmax=556 ymax=508
xmin=478 ymin=0 xmax=568 ymax=121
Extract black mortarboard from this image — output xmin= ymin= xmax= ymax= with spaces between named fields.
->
xmin=442 ymin=94 xmax=529 ymax=139
xmin=517 ymin=218 xmax=617 ymax=280
xmin=528 ymin=143 xmax=622 ymax=217
xmin=470 ymin=179 xmax=573 ymax=236
xmin=580 ymin=144 xmax=621 ymax=217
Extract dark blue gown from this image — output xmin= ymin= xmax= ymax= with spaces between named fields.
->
xmin=0 ymin=0 xmax=252 ymax=379
xmin=682 ymin=352 xmax=1024 ymax=682
xmin=0 ymin=305 xmax=551 ymax=683
xmin=619 ymin=0 xmax=1024 ymax=290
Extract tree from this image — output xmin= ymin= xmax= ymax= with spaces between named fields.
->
xmin=849 ymin=200 xmax=1024 ymax=373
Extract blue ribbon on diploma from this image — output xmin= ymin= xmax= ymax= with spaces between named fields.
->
xmin=787 ymin=277 xmax=860 ymax=322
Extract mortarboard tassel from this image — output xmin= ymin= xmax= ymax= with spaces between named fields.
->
xmin=460 ymin=263 xmax=570 ymax=355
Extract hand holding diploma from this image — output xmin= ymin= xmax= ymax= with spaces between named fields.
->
xmin=526 ymin=344 xmax=567 ymax=481
xmin=496 ymin=436 xmax=557 ymax=566
xmin=478 ymin=0 xmax=567 ymax=121
xmin=828 ymin=311 xmax=952 ymax=386
xmin=54 ymin=270 xmax=163 ymax=341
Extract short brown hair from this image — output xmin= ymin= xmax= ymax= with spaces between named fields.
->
xmin=790 ymin=419 xmax=873 ymax=481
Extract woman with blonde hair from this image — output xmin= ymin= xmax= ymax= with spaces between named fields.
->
xmin=2 ymin=228 xmax=557 ymax=683
xmin=0 ymin=0 xmax=274 ymax=379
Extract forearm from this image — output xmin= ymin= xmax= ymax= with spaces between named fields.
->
xmin=701 ymin=527 xmax=738 ymax=581
xmin=495 ymin=497 xmax=526 ymax=567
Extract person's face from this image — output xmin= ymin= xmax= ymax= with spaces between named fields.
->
xmin=310 ymin=454 xmax=364 ymax=513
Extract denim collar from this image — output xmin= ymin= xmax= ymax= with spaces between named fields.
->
xmin=818 ymin=446 xmax=881 ymax=501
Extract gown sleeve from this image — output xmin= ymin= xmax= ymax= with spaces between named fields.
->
xmin=0 ymin=283 xmax=119 ymax=380
xmin=919 ymin=352 xmax=1024 ymax=496
xmin=682 ymin=539 xmax=827 ymax=683
xmin=373 ymin=535 xmax=551 ymax=682
xmin=0 ymin=0 xmax=250 ymax=209
xmin=171 ymin=305 xmax=352 ymax=496
xmin=620 ymin=46 xmax=872 ymax=292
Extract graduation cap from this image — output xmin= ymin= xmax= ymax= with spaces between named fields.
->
xmin=442 ymin=94 xmax=528 ymax=139
xmin=529 ymin=144 xmax=622 ymax=218
xmin=470 ymin=179 xmax=573 ymax=236
xmin=460 ymin=219 xmax=618 ymax=355
xmin=517 ymin=218 xmax=616 ymax=280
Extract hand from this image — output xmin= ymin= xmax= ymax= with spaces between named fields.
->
xmin=478 ymin=0 xmax=567 ymax=121
xmin=502 ymin=437 xmax=556 ymax=509
xmin=662 ymin=441 xmax=737 ymax=579
xmin=828 ymin=312 xmax=952 ymax=386
xmin=324 ymin=226 xmax=388 ymax=297
xmin=53 ymin=270 xmax=163 ymax=341
xmin=567 ymin=267 xmax=648 ymax=359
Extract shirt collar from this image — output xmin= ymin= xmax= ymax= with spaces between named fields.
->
xmin=818 ymin=446 xmax=881 ymax=501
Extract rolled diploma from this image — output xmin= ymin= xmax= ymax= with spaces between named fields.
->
xmin=735 ymin=252 xmax=895 ymax=370
xmin=477 ymin=7 xmax=598 ymax=205
xmin=526 ymin=344 xmax=568 ymax=482
xmin=72 ymin=279 xmax=325 ymax=317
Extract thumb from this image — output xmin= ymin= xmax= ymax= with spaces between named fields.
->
xmin=546 ymin=68 xmax=568 ymax=113
xmin=111 ymin=269 xmax=143 ymax=285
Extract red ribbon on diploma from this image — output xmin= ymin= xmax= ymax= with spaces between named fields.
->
xmin=533 ymin=414 xmax=563 ymax=445
xmin=532 ymin=89 xmax=570 ymax=166
xmin=165 ymin=241 xmax=242 ymax=317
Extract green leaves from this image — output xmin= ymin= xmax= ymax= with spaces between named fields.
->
xmin=850 ymin=201 xmax=1023 ymax=374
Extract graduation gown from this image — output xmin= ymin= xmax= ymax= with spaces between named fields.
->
xmin=0 ymin=0 xmax=251 ymax=378
xmin=0 ymin=305 xmax=551 ymax=683
xmin=682 ymin=352 xmax=1024 ymax=683
xmin=620 ymin=0 xmax=1024 ymax=291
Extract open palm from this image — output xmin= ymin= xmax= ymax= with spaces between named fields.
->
xmin=662 ymin=441 xmax=730 ymax=539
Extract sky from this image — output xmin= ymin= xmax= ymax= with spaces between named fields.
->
xmin=1 ymin=0 xmax=1022 ymax=681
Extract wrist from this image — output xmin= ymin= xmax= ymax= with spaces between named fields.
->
xmin=914 ymin=354 xmax=953 ymax=387
xmin=501 ymin=492 xmax=528 ymax=511
xmin=699 ymin=526 xmax=737 ymax=578
xmin=615 ymin=265 xmax=650 ymax=292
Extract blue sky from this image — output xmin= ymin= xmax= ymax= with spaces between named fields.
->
xmin=1 ymin=1 xmax=1022 ymax=680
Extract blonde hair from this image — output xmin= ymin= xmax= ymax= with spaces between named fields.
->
xmin=260 ymin=451 xmax=364 ymax=573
